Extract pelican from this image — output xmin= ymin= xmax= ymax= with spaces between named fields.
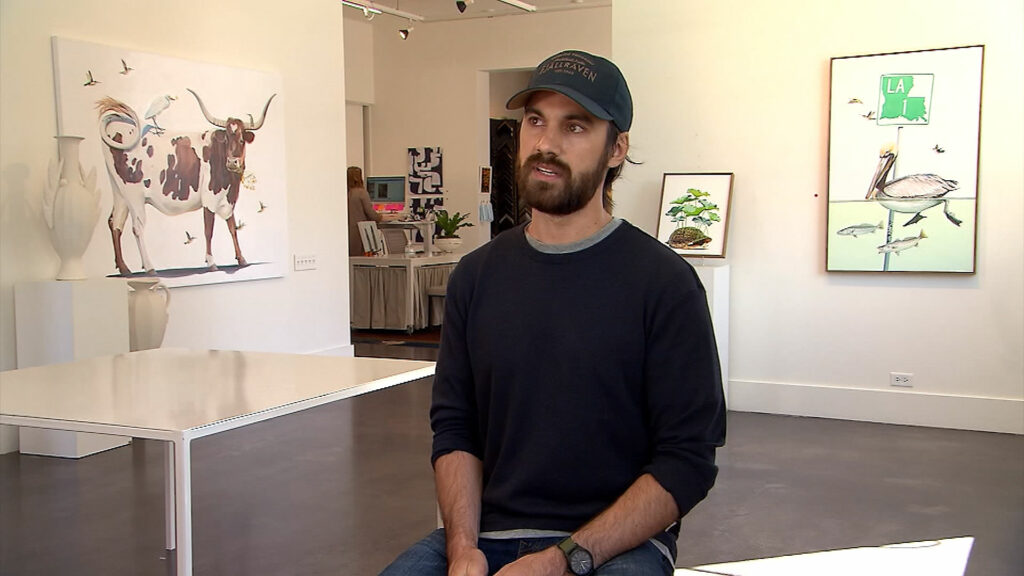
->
xmin=143 ymin=94 xmax=176 ymax=135
xmin=866 ymin=143 xmax=961 ymax=227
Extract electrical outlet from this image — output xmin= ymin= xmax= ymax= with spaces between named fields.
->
xmin=293 ymin=254 xmax=317 ymax=271
xmin=890 ymin=372 xmax=914 ymax=388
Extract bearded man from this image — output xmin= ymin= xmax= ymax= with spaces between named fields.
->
xmin=380 ymin=50 xmax=725 ymax=576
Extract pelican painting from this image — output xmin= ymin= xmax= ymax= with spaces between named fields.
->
xmin=866 ymin=143 xmax=961 ymax=227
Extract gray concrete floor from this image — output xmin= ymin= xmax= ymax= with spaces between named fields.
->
xmin=1 ymin=342 xmax=1020 ymax=575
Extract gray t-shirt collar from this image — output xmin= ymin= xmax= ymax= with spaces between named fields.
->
xmin=525 ymin=217 xmax=623 ymax=254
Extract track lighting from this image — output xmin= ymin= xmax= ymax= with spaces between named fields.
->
xmin=340 ymin=1 xmax=425 ymax=22
xmin=398 ymin=27 xmax=413 ymax=39
xmin=496 ymin=0 xmax=536 ymax=11
xmin=456 ymin=1 xmax=467 ymax=13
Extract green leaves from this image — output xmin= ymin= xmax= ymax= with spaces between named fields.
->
xmin=434 ymin=209 xmax=474 ymax=238
xmin=663 ymin=188 xmax=720 ymax=229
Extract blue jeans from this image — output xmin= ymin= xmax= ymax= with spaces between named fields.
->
xmin=379 ymin=529 xmax=674 ymax=575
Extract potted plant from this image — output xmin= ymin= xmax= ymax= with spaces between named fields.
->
xmin=433 ymin=210 xmax=474 ymax=252
xmin=664 ymin=188 xmax=720 ymax=249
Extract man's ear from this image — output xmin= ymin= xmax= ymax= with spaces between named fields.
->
xmin=608 ymin=131 xmax=630 ymax=168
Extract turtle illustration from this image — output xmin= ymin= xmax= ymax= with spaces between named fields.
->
xmin=668 ymin=226 xmax=712 ymax=249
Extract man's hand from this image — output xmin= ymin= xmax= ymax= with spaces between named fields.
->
xmin=493 ymin=546 xmax=566 ymax=576
xmin=448 ymin=547 xmax=487 ymax=576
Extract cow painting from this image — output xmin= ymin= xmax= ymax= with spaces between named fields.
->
xmin=96 ymin=89 xmax=275 ymax=275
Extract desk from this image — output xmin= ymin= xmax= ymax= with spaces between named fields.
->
xmin=0 ymin=348 xmax=435 ymax=576
xmin=350 ymin=252 xmax=462 ymax=332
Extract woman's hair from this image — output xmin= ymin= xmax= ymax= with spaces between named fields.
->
xmin=347 ymin=166 xmax=364 ymax=190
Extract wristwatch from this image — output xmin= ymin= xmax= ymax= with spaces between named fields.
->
xmin=557 ymin=537 xmax=594 ymax=576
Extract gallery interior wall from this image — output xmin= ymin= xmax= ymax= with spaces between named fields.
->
xmin=0 ymin=0 xmax=353 ymax=450
xmin=365 ymin=7 xmax=612 ymax=248
xmin=613 ymin=0 xmax=1023 ymax=433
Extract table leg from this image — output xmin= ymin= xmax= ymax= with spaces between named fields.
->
xmin=174 ymin=438 xmax=193 ymax=576
xmin=165 ymin=441 xmax=176 ymax=551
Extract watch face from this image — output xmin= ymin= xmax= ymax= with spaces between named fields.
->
xmin=569 ymin=548 xmax=593 ymax=575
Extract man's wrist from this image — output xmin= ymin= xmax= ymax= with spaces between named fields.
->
xmin=542 ymin=545 xmax=570 ymax=575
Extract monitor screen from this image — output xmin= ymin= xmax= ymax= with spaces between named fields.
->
xmin=366 ymin=176 xmax=406 ymax=204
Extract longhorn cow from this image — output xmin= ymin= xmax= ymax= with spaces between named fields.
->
xmin=96 ymin=89 xmax=275 ymax=275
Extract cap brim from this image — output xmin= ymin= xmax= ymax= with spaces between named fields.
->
xmin=505 ymin=86 xmax=615 ymax=123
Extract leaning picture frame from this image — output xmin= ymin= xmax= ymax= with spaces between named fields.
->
xmin=825 ymin=45 xmax=983 ymax=273
xmin=656 ymin=173 xmax=734 ymax=258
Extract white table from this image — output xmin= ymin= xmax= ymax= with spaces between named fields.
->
xmin=350 ymin=252 xmax=463 ymax=332
xmin=0 ymin=348 xmax=435 ymax=576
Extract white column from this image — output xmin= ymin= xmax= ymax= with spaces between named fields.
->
xmin=13 ymin=278 xmax=132 ymax=457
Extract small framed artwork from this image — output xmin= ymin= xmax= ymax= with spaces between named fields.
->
xmin=656 ymin=173 xmax=734 ymax=258
xmin=479 ymin=166 xmax=492 ymax=194
xmin=826 ymin=45 xmax=983 ymax=273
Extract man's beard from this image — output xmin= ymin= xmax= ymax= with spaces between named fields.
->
xmin=517 ymin=150 xmax=609 ymax=216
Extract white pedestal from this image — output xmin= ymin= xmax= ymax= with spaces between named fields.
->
xmin=692 ymin=263 xmax=730 ymax=406
xmin=14 ymin=279 xmax=131 ymax=458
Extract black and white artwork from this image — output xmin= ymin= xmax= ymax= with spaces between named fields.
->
xmin=408 ymin=146 xmax=443 ymax=195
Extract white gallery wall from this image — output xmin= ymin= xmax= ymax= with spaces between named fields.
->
xmin=0 ymin=0 xmax=353 ymax=450
xmin=613 ymin=0 xmax=1023 ymax=433
xmin=366 ymin=7 xmax=612 ymax=249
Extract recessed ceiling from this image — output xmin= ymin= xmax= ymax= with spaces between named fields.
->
xmin=342 ymin=0 xmax=610 ymax=23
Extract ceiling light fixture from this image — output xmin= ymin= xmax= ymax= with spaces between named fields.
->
xmin=455 ymin=1 xmax=468 ymax=14
xmin=398 ymin=27 xmax=413 ymax=39
xmin=340 ymin=1 xmax=425 ymax=22
xmin=341 ymin=1 xmax=381 ymax=17
xmin=496 ymin=0 xmax=537 ymax=12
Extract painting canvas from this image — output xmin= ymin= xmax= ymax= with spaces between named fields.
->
xmin=51 ymin=37 xmax=288 ymax=287
xmin=826 ymin=46 xmax=983 ymax=273
xmin=656 ymin=173 xmax=733 ymax=258
xmin=408 ymin=147 xmax=443 ymax=195
xmin=479 ymin=165 xmax=492 ymax=194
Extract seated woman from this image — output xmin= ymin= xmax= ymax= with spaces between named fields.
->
xmin=347 ymin=166 xmax=383 ymax=256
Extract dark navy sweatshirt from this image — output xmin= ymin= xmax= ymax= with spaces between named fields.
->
xmin=430 ymin=221 xmax=726 ymax=536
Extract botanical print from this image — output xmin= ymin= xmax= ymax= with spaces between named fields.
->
xmin=51 ymin=37 xmax=287 ymax=287
xmin=826 ymin=46 xmax=983 ymax=273
xmin=656 ymin=173 xmax=733 ymax=258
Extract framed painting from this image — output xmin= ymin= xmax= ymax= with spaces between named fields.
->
xmin=479 ymin=165 xmax=492 ymax=194
xmin=51 ymin=37 xmax=288 ymax=287
xmin=656 ymin=173 xmax=734 ymax=258
xmin=826 ymin=45 xmax=983 ymax=273
xmin=408 ymin=146 xmax=444 ymax=195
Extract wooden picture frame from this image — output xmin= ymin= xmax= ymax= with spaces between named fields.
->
xmin=656 ymin=173 xmax=734 ymax=258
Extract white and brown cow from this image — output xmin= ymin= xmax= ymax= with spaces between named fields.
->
xmin=96 ymin=89 xmax=275 ymax=275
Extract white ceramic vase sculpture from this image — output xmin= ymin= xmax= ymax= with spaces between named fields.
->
xmin=43 ymin=135 xmax=101 ymax=280
xmin=128 ymin=279 xmax=171 ymax=351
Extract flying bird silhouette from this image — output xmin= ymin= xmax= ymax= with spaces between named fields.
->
xmin=257 ymin=201 xmax=267 ymax=213
xmin=84 ymin=70 xmax=100 ymax=86
xmin=120 ymin=59 xmax=133 ymax=75
xmin=184 ymin=231 xmax=195 ymax=244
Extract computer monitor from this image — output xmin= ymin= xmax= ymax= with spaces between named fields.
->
xmin=366 ymin=176 xmax=406 ymax=212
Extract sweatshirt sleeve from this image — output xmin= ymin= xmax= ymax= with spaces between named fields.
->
xmin=641 ymin=272 xmax=727 ymax=519
xmin=429 ymin=259 xmax=483 ymax=465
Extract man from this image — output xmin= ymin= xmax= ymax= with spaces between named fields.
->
xmin=380 ymin=49 xmax=725 ymax=576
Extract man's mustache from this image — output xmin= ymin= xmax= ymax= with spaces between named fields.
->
xmin=521 ymin=152 xmax=571 ymax=175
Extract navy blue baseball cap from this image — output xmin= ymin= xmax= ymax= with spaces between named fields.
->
xmin=506 ymin=50 xmax=633 ymax=132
